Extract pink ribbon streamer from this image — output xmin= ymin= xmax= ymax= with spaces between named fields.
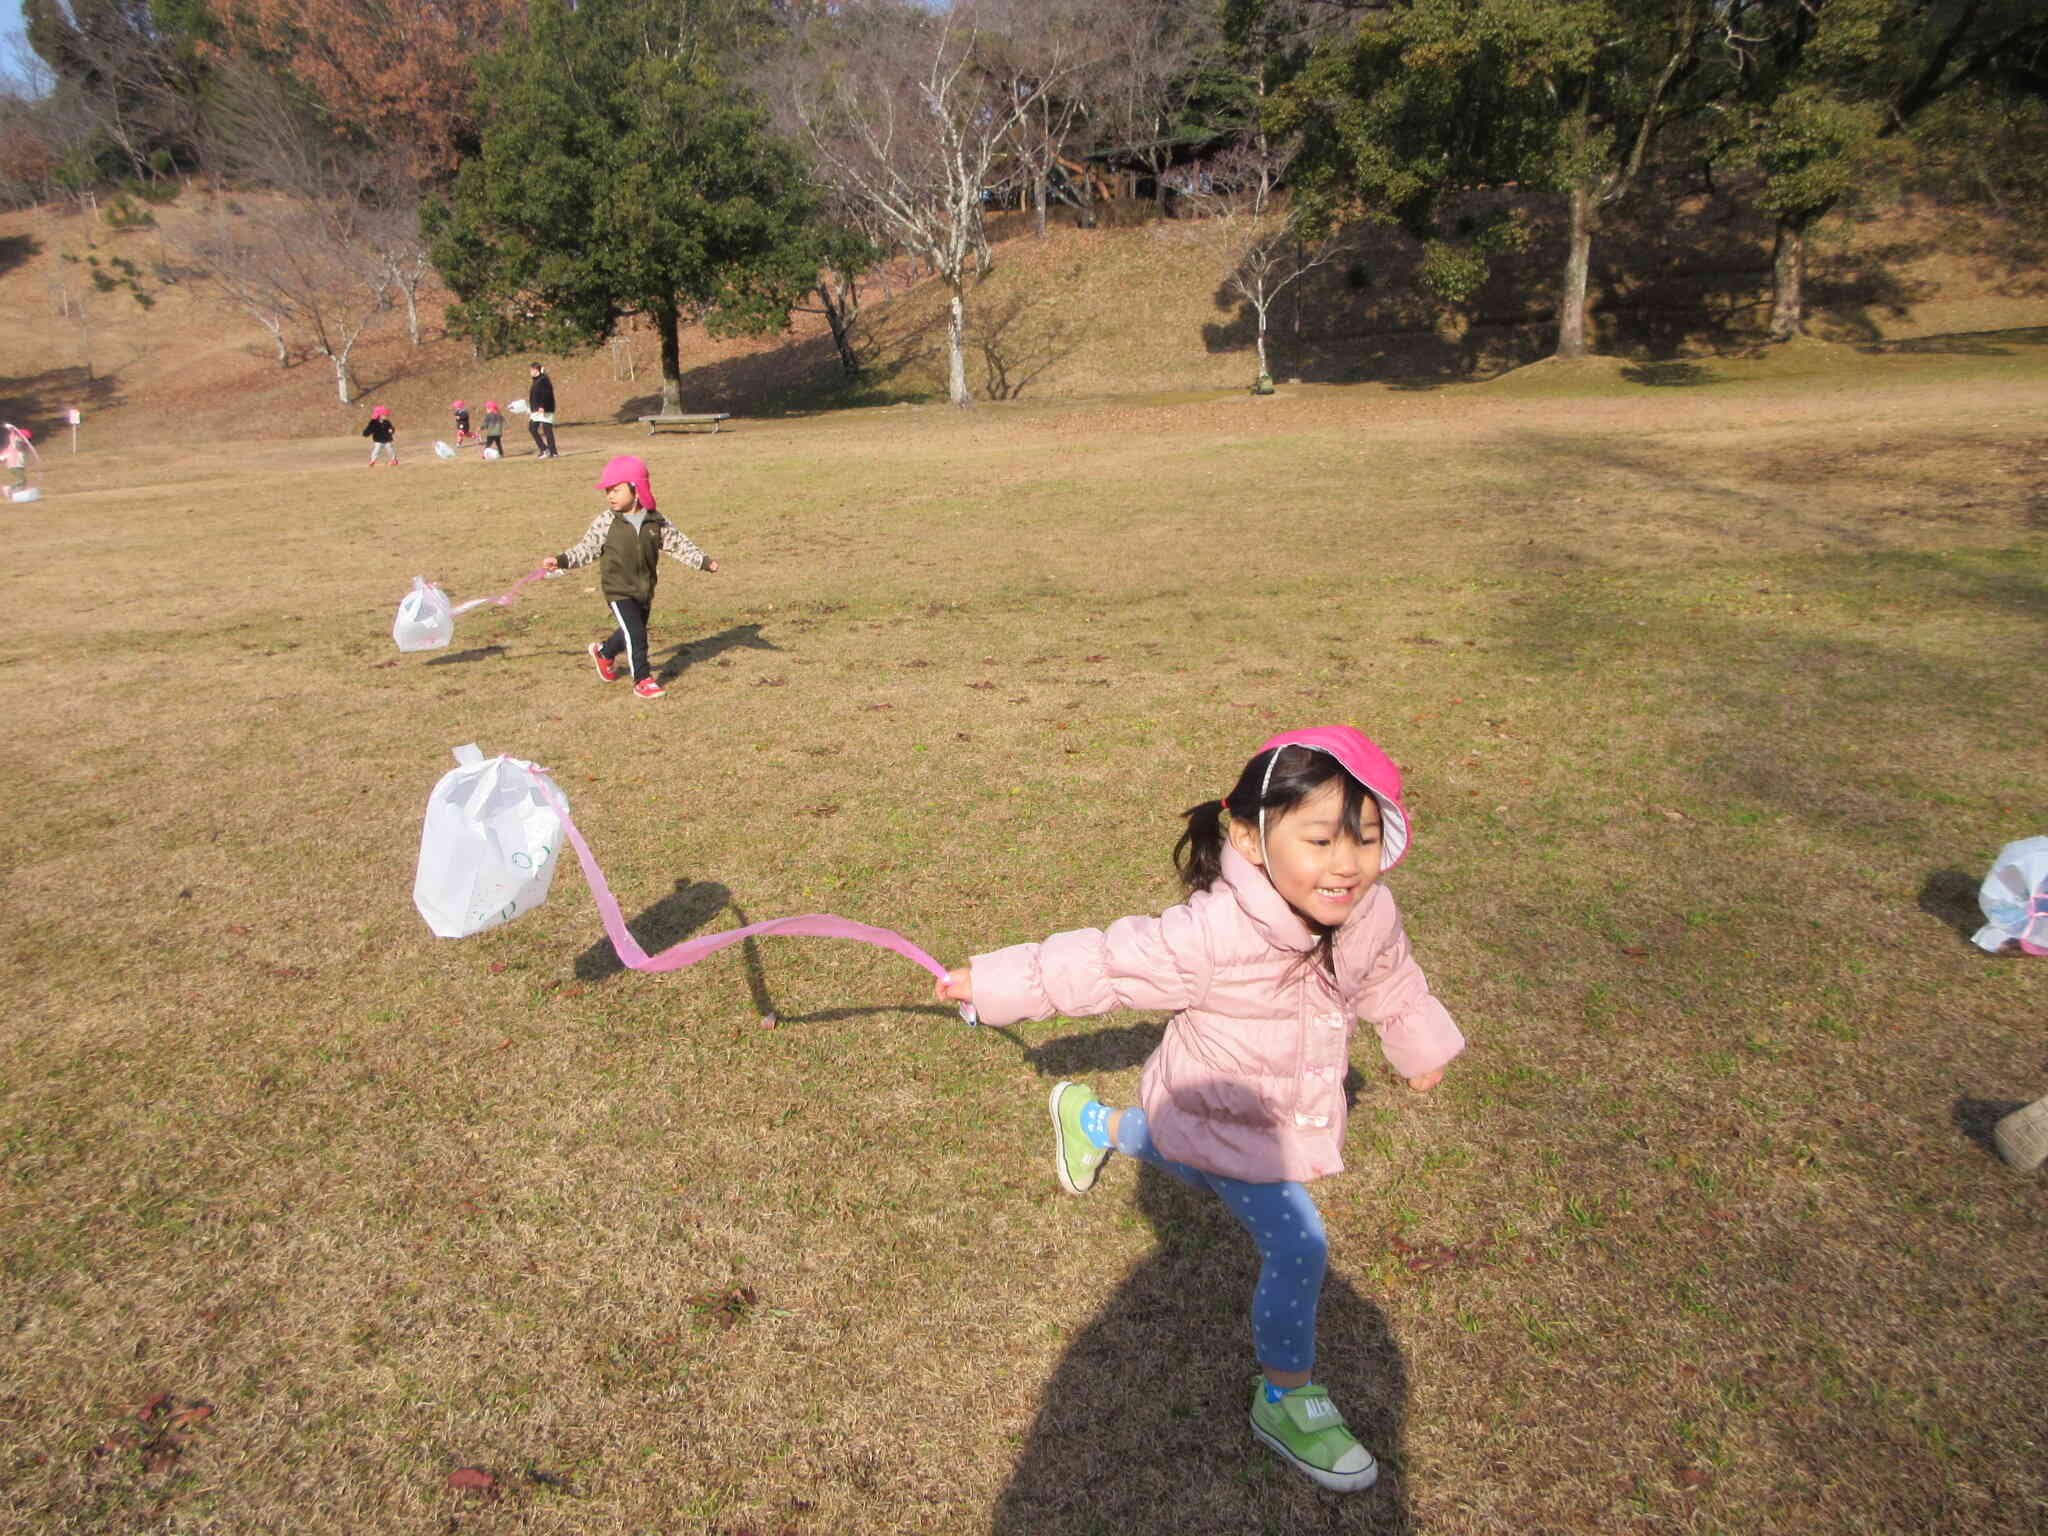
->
xmin=533 ymin=778 xmax=975 ymax=1021
xmin=450 ymin=567 xmax=548 ymax=617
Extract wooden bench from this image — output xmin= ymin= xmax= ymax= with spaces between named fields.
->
xmin=639 ymin=413 xmax=731 ymax=435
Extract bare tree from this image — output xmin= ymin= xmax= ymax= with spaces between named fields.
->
xmin=796 ymin=192 xmax=889 ymax=377
xmin=366 ymin=200 xmax=434 ymax=346
xmin=184 ymin=59 xmax=395 ymax=402
xmin=978 ymin=0 xmax=1103 ymax=234
xmin=787 ymin=0 xmax=1072 ymax=407
xmin=187 ymin=204 xmax=306 ymax=367
xmin=1086 ymin=0 xmax=1211 ymax=216
xmin=1185 ymin=137 xmax=1348 ymax=389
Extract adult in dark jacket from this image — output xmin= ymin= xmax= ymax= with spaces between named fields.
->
xmin=526 ymin=362 xmax=559 ymax=458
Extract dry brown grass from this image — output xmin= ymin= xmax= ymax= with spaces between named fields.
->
xmin=0 ymin=281 xmax=2045 ymax=1535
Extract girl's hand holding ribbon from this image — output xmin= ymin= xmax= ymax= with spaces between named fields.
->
xmin=934 ymin=966 xmax=973 ymax=1006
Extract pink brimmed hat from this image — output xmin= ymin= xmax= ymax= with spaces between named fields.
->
xmin=1255 ymin=725 xmax=1411 ymax=871
xmin=484 ymin=400 xmax=500 ymax=412
xmin=370 ymin=405 xmax=390 ymax=418
xmin=595 ymin=453 xmax=656 ymax=512
xmin=451 ymin=399 xmax=467 ymax=409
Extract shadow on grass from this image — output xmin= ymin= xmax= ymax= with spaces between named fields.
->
xmin=1621 ymin=361 xmax=1721 ymax=387
xmin=993 ymin=1160 xmax=1412 ymax=1534
xmin=0 ymin=233 xmax=37 ymax=279
xmin=650 ymin=622 xmax=781 ymax=685
xmin=423 ymin=644 xmax=507 ymax=666
xmin=1856 ymin=325 xmax=2048 ymax=356
xmin=1917 ymin=869 xmax=1987 ymax=946
xmin=1021 ymin=1020 xmax=1165 ymax=1077
xmin=1950 ymin=1096 xmax=2028 ymax=1162
xmin=575 ymin=877 xmax=731 ymax=983
xmin=0 ymin=364 xmax=123 ymax=438
xmin=577 ymin=888 xmax=965 ymax=1030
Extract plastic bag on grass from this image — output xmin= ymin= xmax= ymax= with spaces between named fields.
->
xmin=1973 ymin=836 xmax=2048 ymax=954
xmin=413 ymin=744 xmax=568 ymax=938
xmin=433 ymin=440 xmax=456 ymax=460
xmin=392 ymin=577 xmax=452 ymax=652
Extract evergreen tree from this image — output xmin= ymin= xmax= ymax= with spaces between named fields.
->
xmin=431 ymin=0 xmax=821 ymax=413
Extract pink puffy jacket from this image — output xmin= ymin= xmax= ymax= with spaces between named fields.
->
xmin=970 ymin=842 xmax=1464 ymax=1184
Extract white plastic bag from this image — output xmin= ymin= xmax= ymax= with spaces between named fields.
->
xmin=507 ymin=397 xmax=529 ymax=414
xmin=10 ymin=487 xmax=40 ymax=502
xmin=482 ymin=445 xmax=501 ymax=460
xmin=433 ymin=439 xmax=456 ymax=460
xmin=413 ymin=744 xmax=568 ymax=938
xmin=1973 ymin=835 xmax=2048 ymax=954
xmin=392 ymin=577 xmax=453 ymax=652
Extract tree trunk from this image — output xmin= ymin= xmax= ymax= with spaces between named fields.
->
xmin=658 ymin=303 xmax=684 ymax=415
xmin=402 ymin=284 xmax=421 ymax=345
xmin=945 ymin=280 xmax=970 ymax=408
xmin=327 ymin=350 xmax=352 ymax=403
xmin=1555 ymin=181 xmax=1596 ymax=360
xmin=1768 ymin=214 xmax=1807 ymax=341
xmin=1254 ymin=300 xmax=1270 ymax=380
xmin=817 ymin=278 xmax=860 ymax=377
xmin=1033 ymin=170 xmax=1047 ymax=237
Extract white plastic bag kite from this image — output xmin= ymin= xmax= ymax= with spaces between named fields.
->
xmin=413 ymin=744 xmax=567 ymax=938
xmin=482 ymin=445 xmax=501 ymax=460
xmin=1973 ymin=836 xmax=2048 ymax=954
xmin=433 ymin=439 xmax=456 ymax=460
xmin=392 ymin=577 xmax=452 ymax=652
xmin=10 ymin=487 xmax=40 ymax=502
xmin=507 ymin=398 xmax=529 ymax=414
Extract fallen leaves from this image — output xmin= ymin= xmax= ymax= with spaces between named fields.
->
xmin=447 ymin=1466 xmax=499 ymax=1498
xmin=1386 ymin=1231 xmax=1504 ymax=1274
xmin=685 ymin=1285 xmax=758 ymax=1330
xmin=93 ymin=1393 xmax=214 ymax=1476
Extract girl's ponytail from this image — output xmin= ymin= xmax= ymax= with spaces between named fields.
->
xmin=1174 ymin=799 xmax=1228 ymax=894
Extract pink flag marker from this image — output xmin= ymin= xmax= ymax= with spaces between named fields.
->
xmin=533 ymin=778 xmax=977 ymax=1024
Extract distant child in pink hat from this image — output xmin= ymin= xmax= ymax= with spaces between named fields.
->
xmin=2 ymin=422 xmax=35 ymax=491
xmin=450 ymin=399 xmax=474 ymax=446
xmin=936 ymin=727 xmax=1464 ymax=1495
xmin=360 ymin=405 xmax=397 ymax=468
xmin=480 ymin=402 xmax=504 ymax=459
xmin=541 ymin=454 xmax=718 ymax=699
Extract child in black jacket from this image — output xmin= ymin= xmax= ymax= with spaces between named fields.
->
xmin=362 ymin=406 xmax=397 ymax=467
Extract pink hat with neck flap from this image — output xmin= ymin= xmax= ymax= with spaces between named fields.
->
xmin=1254 ymin=725 xmax=1411 ymax=872
xmin=595 ymin=454 xmax=656 ymax=512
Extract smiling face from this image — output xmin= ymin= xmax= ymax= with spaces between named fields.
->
xmin=1228 ymin=778 xmax=1382 ymax=928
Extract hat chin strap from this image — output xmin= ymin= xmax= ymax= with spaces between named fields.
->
xmin=1256 ymin=747 xmax=1282 ymax=869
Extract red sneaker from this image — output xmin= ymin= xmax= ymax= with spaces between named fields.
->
xmin=588 ymin=642 xmax=619 ymax=682
xmin=633 ymin=677 xmax=665 ymax=699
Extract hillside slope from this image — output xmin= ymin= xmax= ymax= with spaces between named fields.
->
xmin=0 ymin=184 xmax=2040 ymax=449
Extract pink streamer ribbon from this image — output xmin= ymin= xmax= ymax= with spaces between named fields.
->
xmin=450 ymin=567 xmax=549 ymax=617
xmin=533 ymin=778 xmax=976 ymax=1023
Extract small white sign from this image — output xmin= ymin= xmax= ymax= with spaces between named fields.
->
xmin=65 ymin=409 xmax=81 ymax=425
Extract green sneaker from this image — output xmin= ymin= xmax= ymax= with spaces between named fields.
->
xmin=1047 ymin=1081 xmax=1109 ymax=1195
xmin=1249 ymin=1379 xmax=1378 ymax=1493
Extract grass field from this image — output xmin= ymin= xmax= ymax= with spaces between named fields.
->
xmin=2 ymin=340 xmax=2045 ymax=1534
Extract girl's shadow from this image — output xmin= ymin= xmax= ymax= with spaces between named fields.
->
xmin=992 ymin=1160 xmax=1413 ymax=1533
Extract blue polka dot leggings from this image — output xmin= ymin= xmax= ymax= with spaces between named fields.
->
xmin=1114 ymin=1107 xmax=1328 ymax=1373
